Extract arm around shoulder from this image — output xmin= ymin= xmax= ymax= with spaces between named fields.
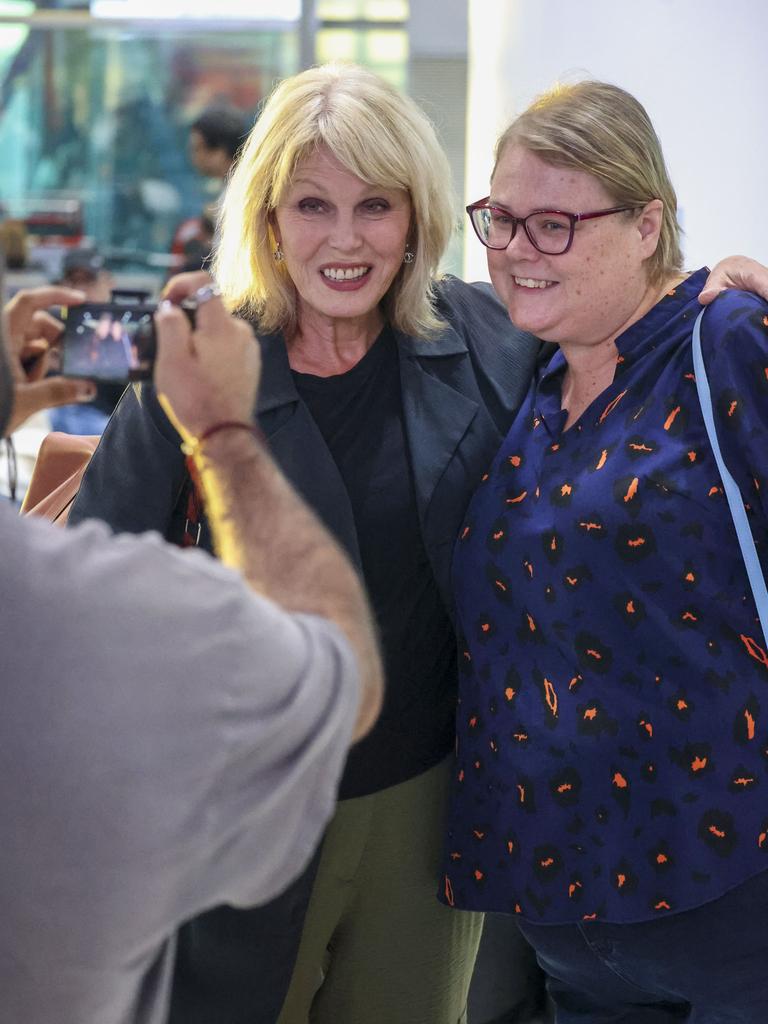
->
xmin=698 ymin=289 xmax=768 ymax=516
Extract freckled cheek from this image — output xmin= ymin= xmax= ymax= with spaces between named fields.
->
xmin=487 ymin=256 xmax=509 ymax=295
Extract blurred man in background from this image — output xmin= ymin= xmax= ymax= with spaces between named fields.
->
xmin=187 ymin=105 xmax=249 ymax=182
xmin=172 ymin=105 xmax=250 ymax=274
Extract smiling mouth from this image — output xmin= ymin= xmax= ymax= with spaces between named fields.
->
xmin=322 ymin=266 xmax=371 ymax=281
xmin=514 ymin=276 xmax=556 ymax=289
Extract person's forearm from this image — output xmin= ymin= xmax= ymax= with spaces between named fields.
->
xmin=191 ymin=429 xmax=383 ymax=739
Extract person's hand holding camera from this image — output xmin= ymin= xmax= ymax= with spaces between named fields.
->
xmin=154 ymin=272 xmax=260 ymax=449
xmin=2 ymin=286 xmax=96 ymax=435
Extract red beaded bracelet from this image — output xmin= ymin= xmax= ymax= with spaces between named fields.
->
xmin=181 ymin=420 xmax=265 ymax=458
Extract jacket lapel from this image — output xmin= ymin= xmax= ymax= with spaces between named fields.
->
xmin=397 ymin=326 xmax=481 ymax=528
xmin=397 ymin=323 xmax=504 ymax=612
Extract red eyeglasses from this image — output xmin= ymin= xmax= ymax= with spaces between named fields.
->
xmin=466 ymin=198 xmax=639 ymax=255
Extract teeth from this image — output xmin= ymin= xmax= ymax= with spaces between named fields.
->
xmin=515 ymin=277 xmax=553 ymax=289
xmin=323 ymin=266 xmax=370 ymax=281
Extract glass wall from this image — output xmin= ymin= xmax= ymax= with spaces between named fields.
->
xmin=0 ymin=0 xmax=411 ymax=289
xmin=0 ymin=4 xmax=297 ymax=286
xmin=316 ymin=0 xmax=407 ymax=89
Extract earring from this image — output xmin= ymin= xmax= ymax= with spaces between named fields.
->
xmin=403 ymin=247 xmax=415 ymax=264
xmin=273 ymin=244 xmax=284 ymax=262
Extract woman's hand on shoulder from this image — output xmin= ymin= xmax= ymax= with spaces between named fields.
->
xmin=699 ymin=256 xmax=768 ymax=306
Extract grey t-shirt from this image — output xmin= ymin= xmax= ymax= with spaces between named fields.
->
xmin=0 ymin=503 xmax=359 ymax=1024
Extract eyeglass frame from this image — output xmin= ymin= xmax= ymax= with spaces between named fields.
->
xmin=465 ymin=197 xmax=641 ymax=255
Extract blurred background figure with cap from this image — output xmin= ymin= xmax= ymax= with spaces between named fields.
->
xmin=59 ymin=247 xmax=113 ymax=301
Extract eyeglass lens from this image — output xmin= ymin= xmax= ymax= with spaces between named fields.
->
xmin=472 ymin=208 xmax=573 ymax=254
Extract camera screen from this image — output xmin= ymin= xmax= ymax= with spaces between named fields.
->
xmin=61 ymin=303 xmax=156 ymax=383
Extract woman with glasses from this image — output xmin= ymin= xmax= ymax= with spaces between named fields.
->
xmin=441 ymin=79 xmax=768 ymax=1022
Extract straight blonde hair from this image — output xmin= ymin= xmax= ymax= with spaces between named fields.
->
xmin=214 ymin=63 xmax=455 ymax=338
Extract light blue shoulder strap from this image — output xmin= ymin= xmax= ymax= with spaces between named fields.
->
xmin=691 ymin=306 xmax=768 ymax=640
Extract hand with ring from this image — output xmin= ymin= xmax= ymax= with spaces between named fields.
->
xmin=154 ymin=272 xmax=261 ymax=447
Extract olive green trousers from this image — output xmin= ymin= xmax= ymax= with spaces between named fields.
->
xmin=277 ymin=756 xmax=484 ymax=1024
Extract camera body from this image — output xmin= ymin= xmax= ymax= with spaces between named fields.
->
xmin=60 ymin=290 xmax=195 ymax=385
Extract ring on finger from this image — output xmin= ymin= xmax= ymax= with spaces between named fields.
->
xmin=193 ymin=283 xmax=222 ymax=305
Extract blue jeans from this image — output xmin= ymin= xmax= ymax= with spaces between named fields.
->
xmin=517 ymin=869 xmax=768 ymax=1023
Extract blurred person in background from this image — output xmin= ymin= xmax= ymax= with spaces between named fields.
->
xmin=0 ymin=218 xmax=28 ymax=270
xmin=58 ymin=247 xmax=114 ymax=299
xmin=70 ymin=63 xmax=768 ymax=1024
xmin=187 ymin=105 xmax=250 ymax=182
xmin=49 ymin=248 xmax=123 ymax=435
xmin=172 ymin=104 xmax=251 ymax=274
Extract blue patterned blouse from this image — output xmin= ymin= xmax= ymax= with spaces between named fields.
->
xmin=440 ymin=269 xmax=768 ymax=924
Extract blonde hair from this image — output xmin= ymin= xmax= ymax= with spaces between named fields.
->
xmin=213 ymin=63 xmax=455 ymax=338
xmin=494 ymin=81 xmax=683 ymax=284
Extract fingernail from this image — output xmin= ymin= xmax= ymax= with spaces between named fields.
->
xmin=76 ymin=383 xmax=97 ymax=402
xmin=159 ymin=299 xmax=174 ymax=312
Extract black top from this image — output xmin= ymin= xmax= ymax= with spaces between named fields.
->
xmin=293 ymin=327 xmax=457 ymax=798
xmin=92 ymin=382 xmax=125 ymax=417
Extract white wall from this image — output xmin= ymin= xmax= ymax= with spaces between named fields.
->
xmin=464 ymin=0 xmax=768 ymax=280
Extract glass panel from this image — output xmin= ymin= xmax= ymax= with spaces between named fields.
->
xmin=315 ymin=27 xmax=358 ymax=63
xmin=317 ymin=0 xmax=407 ymax=22
xmin=0 ymin=18 xmax=297 ymax=288
xmin=316 ymin=27 xmax=407 ymax=88
xmin=91 ymin=0 xmax=301 ymax=20
xmin=0 ymin=6 xmax=32 ymax=87
xmin=364 ymin=28 xmax=407 ymax=64
xmin=365 ymin=0 xmax=407 ymax=19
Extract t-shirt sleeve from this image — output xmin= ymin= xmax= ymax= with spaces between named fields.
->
xmin=13 ymin=513 xmax=360 ymax=930
xmin=198 ymin=602 xmax=361 ymax=908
